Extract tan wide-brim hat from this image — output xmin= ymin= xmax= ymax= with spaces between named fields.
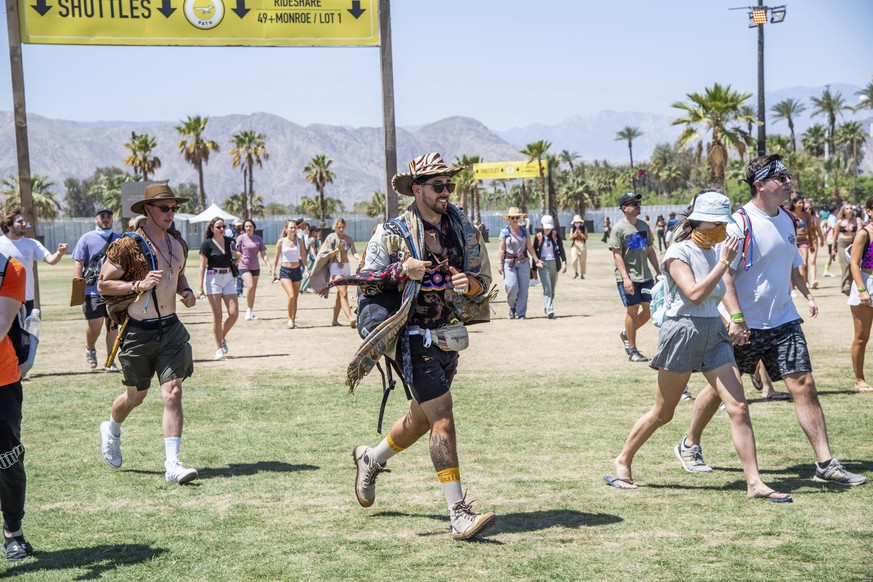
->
xmin=129 ymin=183 xmax=189 ymax=215
xmin=572 ymin=214 xmax=584 ymax=224
xmin=391 ymin=152 xmax=462 ymax=197
xmin=502 ymin=207 xmax=526 ymax=219
xmin=128 ymin=215 xmax=147 ymax=230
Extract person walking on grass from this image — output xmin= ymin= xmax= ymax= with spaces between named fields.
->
xmin=609 ymin=193 xmax=661 ymax=362
xmin=497 ymin=207 xmax=541 ymax=319
xmin=97 ymin=183 xmax=199 ymax=485
xmin=568 ymin=214 xmax=587 ymax=279
xmin=350 ymin=152 xmax=496 ymax=541
xmin=309 ymin=218 xmax=360 ymax=327
xmin=272 ymin=220 xmax=308 ymax=329
xmin=532 ymin=215 xmax=566 ymax=318
xmin=197 ymin=217 xmax=241 ymax=361
xmin=236 ymin=219 xmax=272 ymax=321
xmin=847 ymin=196 xmax=873 ymax=393
xmin=72 ymin=206 xmax=120 ymax=371
xmin=675 ymin=154 xmax=867 ymax=487
xmin=605 ymin=191 xmax=791 ymax=503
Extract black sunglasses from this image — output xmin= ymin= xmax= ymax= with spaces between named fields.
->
xmin=424 ymin=181 xmax=456 ymax=194
xmin=765 ymin=173 xmax=792 ymax=184
xmin=150 ymin=204 xmax=180 ymax=213
xmin=623 ymin=200 xmax=641 ymax=207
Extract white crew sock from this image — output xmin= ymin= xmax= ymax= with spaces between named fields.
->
xmin=165 ymin=437 xmax=181 ymax=465
xmin=372 ymin=433 xmax=405 ymax=465
xmin=108 ymin=416 xmax=122 ymax=437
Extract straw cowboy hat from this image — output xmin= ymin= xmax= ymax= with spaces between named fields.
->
xmin=391 ymin=152 xmax=462 ymax=197
xmin=502 ymin=207 xmax=527 ymax=219
xmin=129 ymin=183 xmax=189 ymax=214
xmin=571 ymin=214 xmax=584 ymax=224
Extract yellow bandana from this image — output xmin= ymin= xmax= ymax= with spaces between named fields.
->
xmin=691 ymin=224 xmax=727 ymax=249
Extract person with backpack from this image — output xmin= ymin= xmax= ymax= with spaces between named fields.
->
xmin=847 ymin=196 xmax=873 ymax=393
xmin=0 ymin=255 xmax=34 ymax=560
xmin=675 ymin=154 xmax=867 ymax=487
xmin=72 ymin=206 xmax=120 ymax=371
xmin=497 ymin=207 xmax=542 ymax=319
xmin=96 ymin=184 xmax=200 ymax=485
xmin=532 ymin=215 xmax=567 ymax=319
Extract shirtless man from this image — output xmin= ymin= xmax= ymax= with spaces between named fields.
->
xmin=97 ymin=184 xmax=199 ymax=484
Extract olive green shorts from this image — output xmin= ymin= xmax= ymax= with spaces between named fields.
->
xmin=119 ymin=316 xmax=194 ymax=391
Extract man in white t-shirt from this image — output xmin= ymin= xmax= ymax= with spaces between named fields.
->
xmin=0 ymin=207 xmax=67 ymax=315
xmin=675 ymin=154 xmax=867 ymax=486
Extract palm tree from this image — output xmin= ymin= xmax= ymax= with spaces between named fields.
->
xmin=123 ymin=132 xmax=161 ymax=180
xmin=855 ymin=78 xmax=873 ymax=111
xmin=836 ymin=121 xmax=867 ymax=201
xmin=455 ymin=154 xmax=482 ymax=222
xmin=222 ymin=191 xmax=264 ymax=217
xmin=520 ymin=140 xmax=551 ymax=215
xmin=802 ymin=124 xmax=828 ymax=157
xmin=770 ymin=98 xmax=806 ymax=153
xmin=615 ymin=126 xmax=643 ymax=190
xmin=303 ymin=154 xmax=336 ymax=227
xmin=1 ymin=174 xmax=62 ymax=219
xmin=558 ymin=149 xmax=580 ymax=170
xmin=810 ymin=85 xmax=850 ymax=157
xmin=671 ymin=83 xmax=757 ymax=190
xmin=364 ymin=191 xmax=386 ymax=217
xmin=229 ymin=130 xmax=269 ymax=220
xmin=176 ymin=115 xmax=220 ymax=212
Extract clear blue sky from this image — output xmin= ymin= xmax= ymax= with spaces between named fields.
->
xmin=1 ymin=0 xmax=871 ymax=130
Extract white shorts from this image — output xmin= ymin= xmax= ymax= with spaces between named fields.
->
xmin=205 ymin=270 xmax=236 ymax=296
xmin=847 ymin=272 xmax=873 ymax=307
xmin=330 ymin=262 xmax=351 ymax=277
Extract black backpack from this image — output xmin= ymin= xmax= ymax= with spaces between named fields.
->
xmin=83 ymin=233 xmax=118 ymax=286
xmin=0 ymin=253 xmax=32 ymax=366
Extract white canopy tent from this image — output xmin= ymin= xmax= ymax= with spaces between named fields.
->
xmin=188 ymin=203 xmax=239 ymax=224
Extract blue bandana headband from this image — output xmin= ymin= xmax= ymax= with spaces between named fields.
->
xmin=751 ymin=160 xmax=787 ymax=183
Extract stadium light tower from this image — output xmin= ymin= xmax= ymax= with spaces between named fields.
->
xmin=732 ymin=2 xmax=788 ymax=156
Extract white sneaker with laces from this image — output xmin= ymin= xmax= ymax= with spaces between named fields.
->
xmin=165 ymin=461 xmax=198 ymax=484
xmin=450 ymin=495 xmax=497 ymax=541
xmin=100 ymin=421 xmax=122 ymax=468
xmin=214 ymin=349 xmax=225 ymax=361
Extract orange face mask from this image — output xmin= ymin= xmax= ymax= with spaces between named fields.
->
xmin=691 ymin=223 xmax=727 ymax=249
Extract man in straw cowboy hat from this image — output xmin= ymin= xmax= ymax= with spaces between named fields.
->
xmin=349 ymin=152 xmax=497 ymax=540
xmin=497 ymin=206 xmax=541 ymax=319
xmin=97 ymin=183 xmax=200 ymax=485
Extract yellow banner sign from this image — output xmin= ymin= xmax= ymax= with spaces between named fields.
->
xmin=18 ymin=0 xmax=378 ymax=46
xmin=472 ymin=161 xmax=548 ymax=181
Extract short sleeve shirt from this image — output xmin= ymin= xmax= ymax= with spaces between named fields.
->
xmin=0 ymin=236 xmax=50 ymax=301
xmin=609 ymin=220 xmax=654 ymax=283
xmin=661 ymin=240 xmax=725 ymax=318
xmin=236 ymin=233 xmax=265 ymax=270
xmin=73 ymin=230 xmax=120 ymax=296
xmin=199 ymin=237 xmax=234 ymax=269
xmin=0 ymin=258 xmax=26 ymax=386
xmin=499 ymin=226 xmax=528 ymax=258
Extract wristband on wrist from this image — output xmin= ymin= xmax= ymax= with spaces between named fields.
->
xmin=719 ymin=258 xmax=731 ymax=267
xmin=730 ymin=312 xmax=745 ymax=322
xmin=858 ymin=286 xmax=867 ymax=293
xmin=731 ymin=317 xmax=745 ymax=324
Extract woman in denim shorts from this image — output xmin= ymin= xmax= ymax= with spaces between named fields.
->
xmin=272 ymin=220 xmax=308 ymax=329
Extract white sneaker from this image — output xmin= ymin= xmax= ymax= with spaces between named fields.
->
xmin=165 ymin=461 xmax=198 ymax=484
xmin=105 ymin=363 xmax=120 ymax=373
xmin=245 ymin=312 xmax=257 ymax=321
xmin=681 ymin=387 xmax=693 ymax=401
xmin=450 ymin=495 xmax=497 ymax=541
xmin=213 ymin=349 xmax=225 ymax=361
xmin=221 ymin=339 xmax=228 ymax=354
xmin=100 ymin=421 xmax=122 ymax=468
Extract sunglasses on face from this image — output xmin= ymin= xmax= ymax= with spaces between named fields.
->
xmin=764 ymin=173 xmax=792 ymax=184
xmin=214 ymin=224 xmax=226 ymax=229
xmin=509 ymin=217 xmax=520 ymax=221
xmin=424 ymin=181 xmax=456 ymax=194
xmin=150 ymin=204 xmax=180 ymax=213
xmin=624 ymin=201 xmax=641 ymax=207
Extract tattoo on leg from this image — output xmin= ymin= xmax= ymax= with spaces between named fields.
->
xmin=430 ymin=433 xmax=455 ymax=472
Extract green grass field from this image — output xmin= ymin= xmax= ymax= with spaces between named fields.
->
xmin=4 ymin=239 xmax=873 ymax=580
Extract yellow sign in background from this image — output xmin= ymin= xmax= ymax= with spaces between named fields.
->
xmin=472 ymin=160 xmax=548 ymax=181
xmin=18 ymin=0 xmax=378 ymax=46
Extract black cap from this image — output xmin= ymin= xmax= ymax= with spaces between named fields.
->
xmin=95 ymin=206 xmax=113 ymax=216
xmin=618 ymin=193 xmax=642 ymax=207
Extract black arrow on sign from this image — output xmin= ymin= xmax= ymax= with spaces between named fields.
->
xmin=347 ymin=0 xmax=365 ymax=19
xmin=31 ymin=0 xmax=51 ymax=16
xmin=232 ymin=0 xmax=250 ymax=19
xmin=157 ymin=0 xmax=175 ymax=18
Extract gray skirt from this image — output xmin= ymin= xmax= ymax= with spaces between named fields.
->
xmin=649 ymin=316 xmax=735 ymax=374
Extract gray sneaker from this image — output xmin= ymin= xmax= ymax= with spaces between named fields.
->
xmin=628 ymin=349 xmax=649 ymax=362
xmin=675 ymin=439 xmax=712 ymax=473
xmin=99 ymin=421 xmax=122 ymax=468
xmin=352 ymin=445 xmax=389 ymax=507
xmin=450 ymin=495 xmax=497 ymax=541
xmin=813 ymin=459 xmax=867 ymax=486
xmin=619 ymin=331 xmax=630 ymax=354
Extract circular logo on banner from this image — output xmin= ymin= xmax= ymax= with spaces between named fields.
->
xmin=184 ymin=0 xmax=224 ymax=29
xmin=504 ymin=165 xmax=516 ymax=175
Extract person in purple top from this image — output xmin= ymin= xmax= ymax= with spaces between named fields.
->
xmin=72 ymin=206 xmax=121 ymax=371
xmin=236 ymin=219 xmax=273 ymax=321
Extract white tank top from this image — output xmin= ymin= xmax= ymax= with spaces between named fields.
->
xmin=281 ymin=238 xmax=301 ymax=263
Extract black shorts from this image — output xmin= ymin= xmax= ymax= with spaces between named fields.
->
xmin=118 ymin=316 xmax=194 ymax=391
xmin=408 ymin=335 xmax=458 ymax=403
xmin=239 ymin=268 xmax=260 ymax=277
xmin=733 ymin=319 xmax=812 ymax=382
xmin=280 ymin=266 xmax=303 ymax=282
xmin=82 ymin=295 xmax=108 ymax=320
xmin=616 ymin=279 xmax=654 ymax=307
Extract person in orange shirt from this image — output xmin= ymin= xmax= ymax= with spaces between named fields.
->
xmin=0 ymin=256 xmax=33 ymax=561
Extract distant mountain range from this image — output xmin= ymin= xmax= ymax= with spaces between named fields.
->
xmin=1 ymin=83 xmax=869 ymax=207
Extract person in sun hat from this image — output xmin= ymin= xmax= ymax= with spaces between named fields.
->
xmin=532 ymin=214 xmax=566 ymax=318
xmin=497 ymin=206 xmax=541 ymax=319
xmin=606 ymin=190 xmax=793 ymax=502
xmin=349 ymin=152 xmax=497 ymax=541
xmin=97 ymin=182 xmax=201 ymax=486
xmin=609 ymin=192 xmax=661 ymax=362
xmin=568 ymin=214 xmax=588 ymax=279
xmin=676 ymin=154 xmax=867 ymax=487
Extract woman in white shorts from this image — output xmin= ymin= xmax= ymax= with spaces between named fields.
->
xmin=606 ymin=191 xmax=791 ymax=502
xmin=847 ymin=196 xmax=873 ymax=392
xmin=318 ymin=217 xmax=359 ymax=327
xmin=197 ymin=217 xmax=241 ymax=360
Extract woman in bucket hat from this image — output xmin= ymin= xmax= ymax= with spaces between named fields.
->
xmin=498 ymin=207 xmax=542 ymax=319
xmin=568 ymin=214 xmax=588 ymax=279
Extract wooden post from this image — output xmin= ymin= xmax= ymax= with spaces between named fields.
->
xmin=379 ymin=0 xmax=398 ymax=219
xmin=5 ymin=0 xmax=41 ymax=307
